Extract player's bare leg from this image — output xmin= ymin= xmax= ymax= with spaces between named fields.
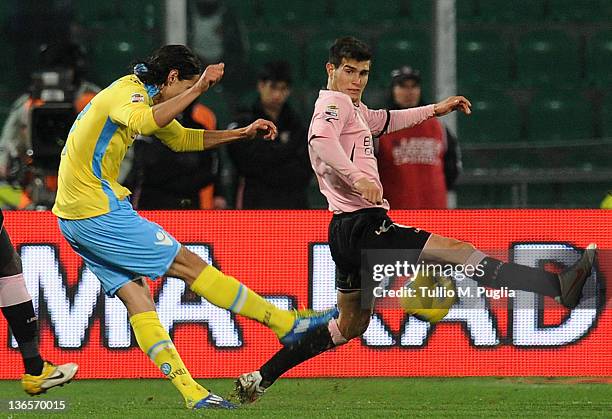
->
xmin=235 ymin=290 xmax=368 ymax=403
xmin=116 ymin=278 xmax=235 ymax=409
xmin=118 ymin=248 xmax=335 ymax=409
xmin=420 ymin=234 xmax=597 ymax=308
xmin=115 ymin=278 xmax=156 ymax=316
xmin=235 ymin=234 xmax=597 ymax=404
xmin=0 ymin=225 xmax=78 ymax=395
xmin=167 ymin=246 xmax=337 ymax=344
xmin=335 ymin=290 xmax=372 ymax=340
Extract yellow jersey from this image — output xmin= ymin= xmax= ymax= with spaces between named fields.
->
xmin=52 ymin=75 xmax=205 ymax=219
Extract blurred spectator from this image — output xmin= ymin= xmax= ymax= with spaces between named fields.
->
xmin=188 ymin=0 xmax=248 ymax=93
xmin=377 ymin=66 xmax=462 ymax=209
xmin=0 ymin=41 xmax=100 ymax=209
xmin=126 ymin=100 xmax=227 ymax=210
xmin=227 ymin=61 xmax=311 ymax=209
xmin=4 ymin=0 xmax=74 ymax=88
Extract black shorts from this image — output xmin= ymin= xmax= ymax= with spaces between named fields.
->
xmin=328 ymin=208 xmax=431 ymax=292
xmin=0 ymin=209 xmax=19 ymax=275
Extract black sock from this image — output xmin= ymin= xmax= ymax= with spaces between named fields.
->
xmin=260 ymin=325 xmax=335 ymax=387
xmin=1 ymin=301 xmax=44 ymax=375
xmin=478 ymin=257 xmax=561 ymax=297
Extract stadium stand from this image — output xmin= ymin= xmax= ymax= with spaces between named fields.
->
xmin=249 ymin=30 xmax=301 ymax=71
xmin=0 ymin=38 xmax=18 ymax=92
xmin=457 ymin=30 xmax=512 ymax=89
xmin=74 ymin=0 xmax=163 ymax=30
xmin=516 ymin=30 xmax=582 ymax=87
xmin=247 ymin=30 xmax=301 ymax=81
xmin=547 ymin=0 xmax=605 ymax=22
xmin=458 ymin=90 xmax=521 ymax=144
xmin=90 ymin=28 xmax=156 ymax=86
xmin=304 ymin=30 xmax=355 ymax=87
xmin=527 ymin=89 xmax=593 ymax=142
xmin=602 ymin=92 xmax=612 ymax=139
xmin=1 ymin=0 xmax=610 ymax=208
xmin=476 ymin=0 xmax=546 ymax=22
xmin=587 ymin=30 xmax=612 ymax=87
xmin=260 ymin=0 xmax=332 ymax=29
xmin=337 ymin=1 xmax=405 ymax=26
xmin=374 ymin=29 xmax=431 ymax=89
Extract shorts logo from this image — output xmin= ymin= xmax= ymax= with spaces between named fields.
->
xmin=375 ymin=220 xmax=395 ymax=235
xmin=131 ymin=93 xmax=145 ymax=103
xmin=160 ymin=363 xmax=172 ymax=375
xmin=155 ymin=230 xmax=173 ymax=246
xmin=375 ymin=221 xmax=419 ymax=235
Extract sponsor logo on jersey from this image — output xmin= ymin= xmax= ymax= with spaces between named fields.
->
xmin=324 ymin=104 xmax=339 ymax=118
xmin=131 ymin=93 xmax=145 ymax=103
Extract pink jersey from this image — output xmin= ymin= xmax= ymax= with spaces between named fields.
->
xmin=308 ymin=90 xmax=435 ymax=213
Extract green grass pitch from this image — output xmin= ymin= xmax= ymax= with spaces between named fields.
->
xmin=1 ymin=377 xmax=610 ymax=418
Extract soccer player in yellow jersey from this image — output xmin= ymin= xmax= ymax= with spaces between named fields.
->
xmin=52 ymin=45 xmax=335 ymax=410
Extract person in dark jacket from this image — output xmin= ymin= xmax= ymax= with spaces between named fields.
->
xmin=127 ymin=100 xmax=226 ymax=209
xmin=228 ymin=61 xmax=312 ymax=209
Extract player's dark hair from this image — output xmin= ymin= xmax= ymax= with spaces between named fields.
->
xmin=328 ymin=37 xmax=372 ymax=67
xmin=132 ymin=45 xmax=202 ymax=85
xmin=257 ymin=61 xmax=292 ymax=85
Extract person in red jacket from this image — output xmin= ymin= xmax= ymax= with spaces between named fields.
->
xmin=377 ymin=66 xmax=461 ymax=209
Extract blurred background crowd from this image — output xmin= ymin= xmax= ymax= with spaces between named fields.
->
xmin=0 ymin=0 xmax=610 ymax=210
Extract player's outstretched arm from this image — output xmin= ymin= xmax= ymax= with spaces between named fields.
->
xmin=151 ymin=63 xmax=225 ymax=128
xmin=382 ymin=96 xmax=471 ymax=136
xmin=202 ymin=119 xmax=278 ymax=149
xmin=433 ymin=96 xmax=472 ymax=116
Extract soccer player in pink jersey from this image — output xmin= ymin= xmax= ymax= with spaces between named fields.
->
xmin=233 ymin=37 xmax=597 ymax=403
xmin=0 ymin=209 xmax=78 ymax=395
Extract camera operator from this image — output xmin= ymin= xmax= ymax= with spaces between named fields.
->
xmin=0 ymin=41 xmax=100 ymax=209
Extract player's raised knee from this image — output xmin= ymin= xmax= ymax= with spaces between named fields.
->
xmin=337 ymin=313 xmax=371 ymax=341
xmin=422 ymin=234 xmax=478 ymax=265
xmin=0 ymin=251 xmax=22 ymax=277
xmin=167 ymin=246 xmax=209 ymax=284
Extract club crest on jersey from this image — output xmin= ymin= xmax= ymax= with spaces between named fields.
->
xmin=131 ymin=93 xmax=145 ymax=103
xmin=325 ymin=104 xmax=339 ymax=118
xmin=160 ymin=363 xmax=172 ymax=375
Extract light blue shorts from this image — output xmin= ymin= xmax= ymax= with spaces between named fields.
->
xmin=58 ymin=199 xmax=181 ymax=297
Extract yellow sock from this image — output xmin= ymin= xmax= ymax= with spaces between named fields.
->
xmin=130 ymin=311 xmax=209 ymax=408
xmin=190 ymin=265 xmax=295 ymax=338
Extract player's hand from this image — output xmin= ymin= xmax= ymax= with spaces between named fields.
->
xmin=194 ymin=63 xmax=224 ymax=93
xmin=353 ymin=178 xmax=383 ymax=205
xmin=244 ymin=119 xmax=278 ymax=140
xmin=433 ymin=96 xmax=472 ymax=116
